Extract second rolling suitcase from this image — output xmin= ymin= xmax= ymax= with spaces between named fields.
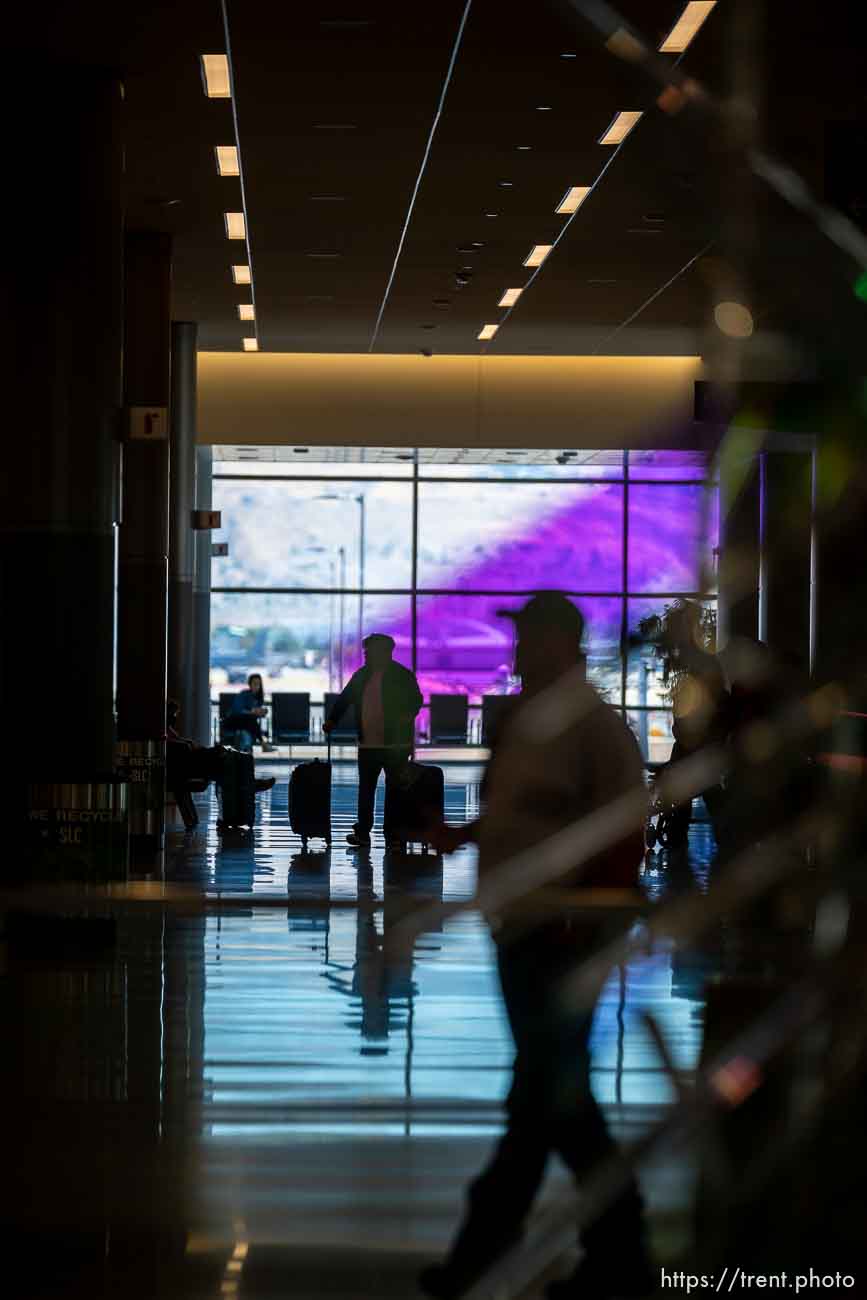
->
xmin=217 ymin=747 xmax=257 ymax=831
xmin=384 ymin=760 xmax=445 ymax=852
xmin=288 ymin=754 xmax=332 ymax=849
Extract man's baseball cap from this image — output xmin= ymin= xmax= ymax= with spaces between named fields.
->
xmin=498 ymin=592 xmax=585 ymax=639
xmin=363 ymin=633 xmax=395 ymax=650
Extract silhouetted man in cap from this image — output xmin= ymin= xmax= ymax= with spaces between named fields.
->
xmin=421 ymin=593 xmax=653 ymax=1300
xmin=324 ymin=633 xmax=422 ymax=848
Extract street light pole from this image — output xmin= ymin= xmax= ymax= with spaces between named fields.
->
xmin=338 ymin=545 xmax=346 ymax=691
xmin=356 ymin=492 xmax=366 ymax=663
xmin=328 ymin=557 xmax=335 ymax=694
xmin=315 ymin=492 xmax=366 ymax=672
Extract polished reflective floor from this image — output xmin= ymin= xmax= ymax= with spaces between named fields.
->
xmin=3 ymin=761 xmax=718 ymax=1298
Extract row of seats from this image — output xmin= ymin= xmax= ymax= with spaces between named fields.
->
xmin=218 ymin=692 xmax=512 ymax=746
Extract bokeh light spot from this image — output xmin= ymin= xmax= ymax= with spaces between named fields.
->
xmin=714 ymin=301 xmax=755 ymax=338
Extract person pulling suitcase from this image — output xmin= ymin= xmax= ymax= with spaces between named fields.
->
xmin=323 ymin=633 xmax=423 ymax=849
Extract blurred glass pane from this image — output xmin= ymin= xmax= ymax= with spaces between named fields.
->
xmin=625 ymin=598 xmax=674 ymax=708
xmin=210 ymin=592 xmax=411 ymax=699
xmin=419 ymin=457 xmax=624 ymax=481
xmin=628 ymin=450 xmax=708 ymax=480
xmin=627 ymin=709 xmax=674 ymax=764
xmin=212 ymin=480 xmax=413 ymax=588
xmin=418 ymin=483 xmax=624 ymax=591
xmin=415 ymin=594 xmax=622 ymax=703
xmin=214 ymin=461 xmax=413 ymax=477
xmin=625 ymin=597 xmax=719 ymax=707
xmin=627 ymin=484 xmax=718 ymax=593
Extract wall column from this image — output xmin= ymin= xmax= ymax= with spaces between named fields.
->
xmin=168 ymin=321 xmax=198 ymax=734
xmin=0 ymin=69 xmax=124 ymax=866
xmin=718 ymin=435 xmax=814 ymax=671
xmin=192 ymin=447 xmax=213 ymax=747
xmin=116 ymin=232 xmax=172 ymax=862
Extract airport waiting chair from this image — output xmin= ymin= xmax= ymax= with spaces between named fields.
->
xmin=481 ymin=694 xmax=513 ymax=747
xmin=219 ymin=691 xmax=253 ymax=750
xmin=323 ymin=693 xmax=358 ymax=742
xmin=271 ymin=692 xmax=311 ymax=747
xmin=429 ymin=694 xmax=469 ymax=745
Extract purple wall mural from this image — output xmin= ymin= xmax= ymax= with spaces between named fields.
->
xmin=345 ymin=482 xmax=717 ymax=702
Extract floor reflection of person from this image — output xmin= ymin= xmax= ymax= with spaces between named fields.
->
xmin=420 ymin=593 xmax=653 ymax=1300
xmin=322 ymin=890 xmax=421 ymax=1054
xmin=323 ymin=633 xmax=423 ymax=849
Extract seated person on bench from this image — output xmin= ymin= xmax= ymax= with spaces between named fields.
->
xmin=225 ymin=673 xmax=274 ymax=751
xmin=166 ymin=700 xmax=275 ymax=825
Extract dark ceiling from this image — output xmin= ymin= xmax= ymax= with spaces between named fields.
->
xmin=13 ymin=1 xmax=867 ymax=356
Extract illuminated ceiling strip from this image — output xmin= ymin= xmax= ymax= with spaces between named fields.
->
xmin=489 ymin=145 xmax=624 ymax=345
xmin=219 ymin=0 xmax=259 ymax=352
xmin=368 ymin=0 xmax=474 ymax=352
xmin=523 ymin=244 xmax=553 ymax=267
xmin=232 ymin=265 xmax=251 ymax=284
xmin=477 ymin=324 xmax=498 ymax=340
xmin=200 ymin=54 xmax=231 ymax=98
xmin=498 ymin=288 xmax=523 ymax=307
xmin=555 ymin=186 xmax=590 ymax=215
xmin=659 ymin=1 xmax=716 ymax=54
xmin=215 ymin=145 xmax=240 ymax=176
xmin=238 ymin=304 xmax=255 ymax=320
xmin=224 ymin=212 xmax=246 ymax=239
xmin=598 ymin=110 xmax=643 ymax=145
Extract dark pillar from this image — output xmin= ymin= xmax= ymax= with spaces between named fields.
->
xmin=167 ymin=321 xmax=198 ymax=734
xmin=0 ymin=70 xmax=124 ymax=868
xmin=192 ymin=447 xmax=213 ymax=746
xmin=762 ymin=448 xmax=813 ymax=671
xmin=719 ymin=439 xmax=814 ymax=671
xmin=116 ymin=232 xmax=172 ymax=860
xmin=718 ymin=446 xmax=761 ymax=646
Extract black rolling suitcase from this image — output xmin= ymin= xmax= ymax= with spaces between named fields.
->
xmin=385 ymin=759 xmax=445 ymax=852
xmin=288 ymin=743 xmax=332 ymax=849
xmin=217 ymin=747 xmax=257 ymax=830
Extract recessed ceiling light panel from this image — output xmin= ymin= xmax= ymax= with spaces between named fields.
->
xmin=225 ymin=212 xmax=246 ymax=240
xmin=598 ymin=110 xmax=643 ymax=145
xmin=242 ymin=337 xmax=258 ymax=351
xmin=523 ymin=244 xmax=552 ymax=267
xmin=659 ymin=1 xmax=716 ymax=53
xmin=555 ymin=185 xmax=590 ymax=215
xmin=232 ymin=265 xmax=251 ymax=284
xmin=498 ymin=288 xmax=523 ymax=307
xmin=200 ymin=54 xmax=231 ymax=98
xmin=215 ymin=145 xmax=240 ymax=176
xmin=238 ymin=304 xmax=255 ymax=320
xmin=478 ymin=324 xmax=499 ymax=341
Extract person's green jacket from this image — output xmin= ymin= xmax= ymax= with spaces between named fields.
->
xmin=327 ymin=661 xmax=422 ymax=747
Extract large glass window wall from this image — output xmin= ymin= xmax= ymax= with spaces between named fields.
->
xmin=210 ymin=450 xmax=718 ymax=760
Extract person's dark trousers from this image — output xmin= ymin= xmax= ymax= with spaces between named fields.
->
xmin=355 ymin=746 xmax=411 ymax=837
xmin=443 ymin=925 xmax=646 ymax=1277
